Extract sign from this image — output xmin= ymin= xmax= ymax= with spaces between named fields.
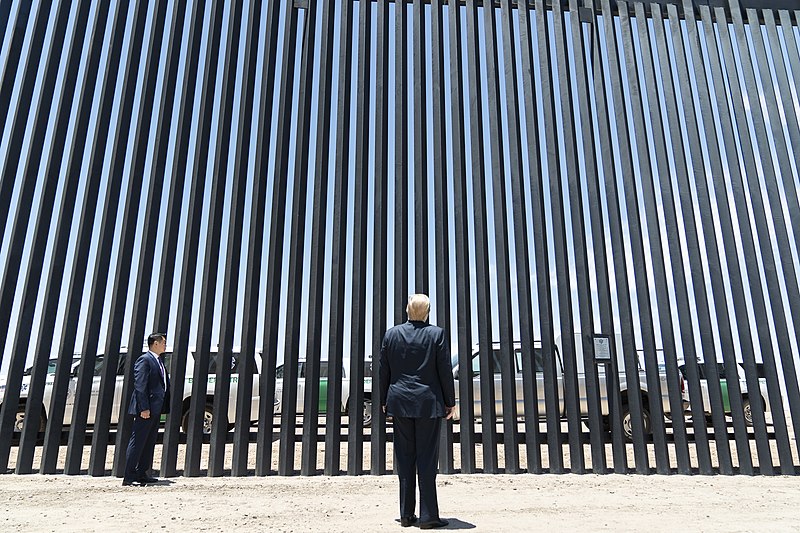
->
xmin=593 ymin=335 xmax=611 ymax=361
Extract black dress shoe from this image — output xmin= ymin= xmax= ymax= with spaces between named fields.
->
xmin=122 ymin=479 xmax=143 ymax=487
xmin=400 ymin=515 xmax=418 ymax=527
xmin=419 ymin=519 xmax=449 ymax=529
xmin=139 ymin=476 xmax=159 ymax=484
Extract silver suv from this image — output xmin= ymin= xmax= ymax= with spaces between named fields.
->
xmin=1 ymin=348 xmax=277 ymax=435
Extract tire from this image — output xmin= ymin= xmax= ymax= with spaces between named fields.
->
xmin=182 ymin=404 xmax=214 ymax=435
xmin=14 ymin=405 xmax=45 ymax=433
xmin=621 ymin=404 xmax=651 ymax=442
xmin=362 ymin=399 xmax=373 ymax=427
xmin=743 ymin=398 xmax=753 ymax=427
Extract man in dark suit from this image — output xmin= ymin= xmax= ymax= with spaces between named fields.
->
xmin=380 ymin=294 xmax=456 ymax=530
xmin=123 ymin=332 xmax=170 ymax=486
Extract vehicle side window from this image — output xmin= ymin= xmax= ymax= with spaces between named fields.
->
xmin=319 ymin=362 xmax=328 ymax=378
xmin=515 ymin=348 xmax=545 ymax=373
xmin=471 ymin=350 xmax=502 ymax=375
xmin=299 ymin=363 xmax=306 ymax=378
xmin=276 ymin=364 xmax=284 ymax=378
xmin=534 ymin=348 xmax=544 ymax=372
xmin=93 ymin=357 xmax=104 ymax=377
xmin=207 ymin=352 xmax=240 ymax=374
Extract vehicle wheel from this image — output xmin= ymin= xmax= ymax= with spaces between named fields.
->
xmin=181 ymin=405 xmax=214 ymax=435
xmin=14 ymin=405 xmax=45 ymax=433
xmin=621 ymin=404 xmax=651 ymax=442
xmin=362 ymin=399 xmax=373 ymax=427
xmin=743 ymin=398 xmax=753 ymax=427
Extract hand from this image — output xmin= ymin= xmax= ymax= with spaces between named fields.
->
xmin=445 ymin=405 xmax=455 ymax=420
xmin=382 ymin=405 xmax=386 ymax=414
xmin=140 ymin=409 xmax=151 ymax=419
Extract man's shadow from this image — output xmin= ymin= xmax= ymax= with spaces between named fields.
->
xmin=394 ymin=518 xmax=475 ymax=530
xmin=143 ymin=479 xmax=176 ymax=487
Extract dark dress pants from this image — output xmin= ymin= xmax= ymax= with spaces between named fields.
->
xmin=124 ymin=411 xmax=161 ymax=481
xmin=392 ymin=416 xmax=442 ymax=522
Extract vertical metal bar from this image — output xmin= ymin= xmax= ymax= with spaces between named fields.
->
xmin=519 ymin=0 xmax=563 ymax=473
xmin=448 ymin=0 xmax=478 ymax=475
xmin=113 ymin=0 xmax=188 ymax=479
xmin=569 ymin=0 xmax=626 ymax=473
xmin=14 ymin=0 xmax=94 ymax=475
xmin=481 ymin=0 xmax=520 ymax=475
xmin=536 ymin=0 xmax=587 ymax=474
xmin=430 ymin=0 xmax=454 ymax=475
xmin=577 ymin=0 xmax=627 ymax=474
xmin=347 ymin=0 xmax=372 ymax=476
xmin=666 ymin=2 xmax=735 ymax=474
xmin=727 ymin=1 xmax=800 ymax=469
xmin=553 ymin=0 xmax=606 ymax=474
xmin=208 ymin=0 xmax=247 ymax=478
xmin=774 ymin=7 xmax=800 ymax=466
xmin=0 ymin=1 xmax=33 ymax=245
xmin=606 ymin=0 xmax=675 ymax=472
xmin=677 ymin=0 xmax=755 ymax=476
xmin=588 ymin=0 xmax=650 ymax=473
xmin=278 ymin=0 xmax=318 ymax=477
xmin=38 ymin=0 xmax=119 ymax=475
xmin=246 ymin=0 xmax=284 ymax=478
xmin=464 ymin=0 xmax=498 ymax=474
xmin=779 ymin=10 xmax=800 ymax=101
xmin=323 ymin=0 xmax=354 ymax=477
xmin=64 ymin=0 xmax=150 ymax=476
xmin=762 ymin=10 xmax=800 ymax=222
xmin=649 ymin=2 xmax=713 ymax=475
xmin=89 ymin=0 xmax=169 ymax=477
xmin=232 ymin=0 xmax=275 ymax=478
xmin=0 ymin=0 xmax=51 ymax=192
xmin=371 ymin=0 xmax=390 ymax=476
xmin=0 ymin=0 xmax=52 ymax=375
xmin=0 ymin=0 xmax=70 ymax=471
xmin=615 ymin=1 xmax=673 ymax=474
xmin=743 ymin=7 xmax=800 ymax=469
xmin=0 ymin=0 xmax=16 ymax=48
xmin=413 ymin=0 xmax=429 ymax=292
xmin=631 ymin=1 xmax=691 ymax=475
xmin=302 ymin=0 xmax=337 ymax=478
xmin=395 ymin=1 xmax=409 ymax=327
xmin=158 ymin=0 xmax=210 ymax=479
xmin=697 ymin=3 xmax=777 ymax=473
xmin=183 ymin=0 xmax=228 ymax=478
xmin=256 ymin=0 xmax=298 ymax=477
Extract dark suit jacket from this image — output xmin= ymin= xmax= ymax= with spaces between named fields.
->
xmin=379 ymin=320 xmax=456 ymax=418
xmin=128 ymin=352 xmax=170 ymax=416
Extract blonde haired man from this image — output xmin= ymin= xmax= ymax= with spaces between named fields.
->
xmin=379 ymin=294 xmax=456 ymax=529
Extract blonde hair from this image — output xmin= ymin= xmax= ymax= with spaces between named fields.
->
xmin=406 ymin=294 xmax=431 ymax=321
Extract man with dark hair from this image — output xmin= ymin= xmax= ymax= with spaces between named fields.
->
xmin=380 ymin=294 xmax=456 ymax=529
xmin=123 ymin=332 xmax=170 ymax=486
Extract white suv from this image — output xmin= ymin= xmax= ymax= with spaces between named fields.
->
xmin=274 ymin=357 xmax=373 ymax=426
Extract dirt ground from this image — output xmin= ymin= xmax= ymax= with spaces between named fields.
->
xmin=0 ymin=430 xmax=800 ymax=532
xmin=2 ymin=471 xmax=800 ymax=532
xmin=3 ymin=419 xmax=799 ymax=531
